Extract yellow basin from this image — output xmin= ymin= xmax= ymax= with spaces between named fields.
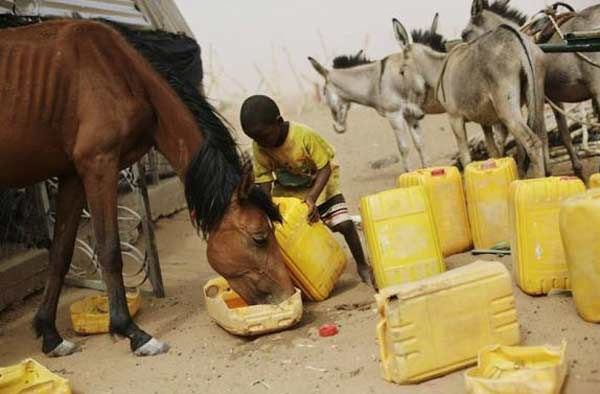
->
xmin=70 ymin=291 xmax=142 ymax=334
xmin=0 ymin=358 xmax=71 ymax=394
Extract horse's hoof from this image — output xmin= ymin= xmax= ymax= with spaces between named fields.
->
xmin=134 ymin=338 xmax=170 ymax=357
xmin=46 ymin=340 xmax=80 ymax=357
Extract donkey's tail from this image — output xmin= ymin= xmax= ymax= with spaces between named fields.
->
xmin=498 ymin=24 xmax=539 ymax=133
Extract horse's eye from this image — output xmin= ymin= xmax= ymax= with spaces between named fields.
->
xmin=252 ymin=233 xmax=268 ymax=246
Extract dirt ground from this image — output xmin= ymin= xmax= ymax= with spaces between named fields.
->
xmin=1 ymin=105 xmax=599 ymax=394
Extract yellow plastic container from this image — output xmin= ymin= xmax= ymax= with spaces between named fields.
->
xmin=203 ymin=276 xmax=302 ymax=336
xmin=465 ymin=158 xmax=518 ymax=249
xmin=589 ymin=173 xmax=600 ymax=188
xmin=70 ymin=291 xmax=142 ymax=334
xmin=376 ymin=261 xmax=519 ymax=384
xmin=0 ymin=358 xmax=71 ymax=394
xmin=560 ymin=189 xmax=600 ymax=322
xmin=360 ymin=186 xmax=445 ymax=289
xmin=510 ymin=177 xmax=585 ymax=295
xmin=398 ymin=166 xmax=472 ymax=256
xmin=465 ymin=342 xmax=568 ymax=394
xmin=273 ymin=197 xmax=347 ymax=301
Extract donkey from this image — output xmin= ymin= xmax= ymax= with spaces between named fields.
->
xmin=462 ymin=0 xmax=600 ymax=178
xmin=307 ymin=46 xmax=443 ymax=172
xmin=0 ymin=15 xmax=294 ymax=357
xmin=391 ymin=16 xmax=548 ymax=177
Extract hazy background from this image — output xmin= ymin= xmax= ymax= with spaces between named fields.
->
xmin=174 ymin=0 xmax=598 ymax=105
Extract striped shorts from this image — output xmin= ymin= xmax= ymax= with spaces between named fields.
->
xmin=317 ymin=194 xmax=351 ymax=229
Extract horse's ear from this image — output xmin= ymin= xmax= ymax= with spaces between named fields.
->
xmin=308 ymin=57 xmax=328 ymax=78
xmin=471 ymin=0 xmax=488 ymax=17
xmin=238 ymin=153 xmax=255 ymax=200
xmin=392 ymin=18 xmax=411 ymax=49
xmin=430 ymin=13 xmax=439 ymax=35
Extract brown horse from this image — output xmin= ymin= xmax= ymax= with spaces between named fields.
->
xmin=0 ymin=15 xmax=294 ymax=357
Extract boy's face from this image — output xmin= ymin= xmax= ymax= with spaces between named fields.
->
xmin=246 ymin=117 xmax=284 ymax=148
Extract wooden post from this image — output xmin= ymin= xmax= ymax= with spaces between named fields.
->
xmin=133 ymin=163 xmax=165 ymax=298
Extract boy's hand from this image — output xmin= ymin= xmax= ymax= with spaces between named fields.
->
xmin=304 ymin=197 xmax=320 ymax=223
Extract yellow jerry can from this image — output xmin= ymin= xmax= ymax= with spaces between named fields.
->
xmin=589 ymin=173 xmax=600 ymax=188
xmin=0 ymin=358 xmax=71 ymax=394
xmin=398 ymin=166 xmax=472 ymax=256
xmin=465 ymin=157 xmax=518 ymax=249
xmin=360 ymin=186 xmax=445 ymax=289
xmin=273 ymin=197 xmax=347 ymax=301
xmin=376 ymin=261 xmax=520 ymax=384
xmin=203 ymin=276 xmax=303 ymax=336
xmin=465 ymin=342 xmax=568 ymax=394
xmin=560 ymin=189 xmax=600 ymax=322
xmin=70 ymin=291 xmax=142 ymax=334
xmin=510 ymin=176 xmax=586 ymax=295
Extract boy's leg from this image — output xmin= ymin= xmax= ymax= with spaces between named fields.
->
xmin=318 ymin=194 xmax=372 ymax=285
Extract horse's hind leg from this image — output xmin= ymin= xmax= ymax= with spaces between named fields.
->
xmin=33 ymin=175 xmax=85 ymax=357
xmin=80 ymin=157 xmax=169 ymax=356
xmin=552 ymin=104 xmax=583 ymax=179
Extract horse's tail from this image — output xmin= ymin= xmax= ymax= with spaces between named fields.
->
xmin=498 ymin=24 xmax=541 ymax=135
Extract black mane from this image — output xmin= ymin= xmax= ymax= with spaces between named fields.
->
xmin=485 ymin=1 xmax=528 ymax=26
xmin=411 ymin=29 xmax=447 ymax=52
xmin=332 ymin=52 xmax=373 ymax=69
xmin=0 ymin=13 xmax=280 ymax=236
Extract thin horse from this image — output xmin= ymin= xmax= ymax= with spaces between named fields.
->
xmin=0 ymin=16 xmax=294 ymax=357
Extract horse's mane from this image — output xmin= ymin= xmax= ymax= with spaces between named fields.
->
xmin=485 ymin=1 xmax=528 ymax=26
xmin=332 ymin=52 xmax=373 ymax=69
xmin=411 ymin=29 xmax=447 ymax=52
xmin=0 ymin=13 xmax=280 ymax=236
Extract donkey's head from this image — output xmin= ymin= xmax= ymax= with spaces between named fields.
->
xmin=308 ymin=50 xmax=370 ymax=133
xmin=462 ymin=0 xmax=527 ymax=42
xmin=390 ymin=15 xmax=441 ymax=121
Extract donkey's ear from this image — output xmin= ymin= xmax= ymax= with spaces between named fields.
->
xmin=308 ymin=57 xmax=328 ymax=78
xmin=471 ymin=0 xmax=488 ymax=17
xmin=430 ymin=13 xmax=439 ymax=35
xmin=238 ymin=153 xmax=255 ymax=199
xmin=392 ymin=18 xmax=411 ymax=49
xmin=356 ymin=49 xmax=364 ymax=58
xmin=496 ymin=0 xmax=510 ymax=7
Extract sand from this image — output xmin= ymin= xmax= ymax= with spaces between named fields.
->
xmin=1 ymin=105 xmax=599 ymax=394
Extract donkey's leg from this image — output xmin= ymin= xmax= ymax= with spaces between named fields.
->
xmin=388 ymin=114 xmax=412 ymax=172
xmin=481 ymin=125 xmax=501 ymax=158
xmin=493 ymin=124 xmax=510 ymax=156
xmin=552 ymin=104 xmax=583 ymax=179
xmin=33 ymin=176 xmax=85 ymax=357
xmin=80 ymin=158 xmax=169 ymax=356
xmin=406 ymin=117 xmax=428 ymax=168
xmin=448 ymin=116 xmax=471 ymax=168
xmin=497 ymin=114 xmax=545 ymax=178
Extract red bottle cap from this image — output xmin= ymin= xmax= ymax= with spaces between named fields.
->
xmin=431 ymin=168 xmax=446 ymax=176
xmin=319 ymin=324 xmax=339 ymax=337
xmin=481 ymin=160 xmax=497 ymax=170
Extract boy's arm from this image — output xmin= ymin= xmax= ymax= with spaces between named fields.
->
xmin=305 ymin=163 xmax=332 ymax=223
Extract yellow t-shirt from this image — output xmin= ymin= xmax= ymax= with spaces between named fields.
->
xmin=252 ymin=121 xmax=341 ymax=205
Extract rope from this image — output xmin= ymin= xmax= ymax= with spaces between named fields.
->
xmin=545 ymin=96 xmax=600 ymax=127
xmin=435 ymin=43 xmax=468 ymax=104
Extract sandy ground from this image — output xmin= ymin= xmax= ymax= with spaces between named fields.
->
xmin=1 ymin=105 xmax=600 ymax=394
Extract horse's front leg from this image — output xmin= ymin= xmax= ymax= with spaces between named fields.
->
xmin=34 ymin=175 xmax=85 ymax=357
xmin=80 ymin=155 xmax=169 ymax=356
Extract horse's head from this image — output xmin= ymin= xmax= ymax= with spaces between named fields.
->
xmin=308 ymin=56 xmax=351 ymax=133
xmin=186 ymin=149 xmax=294 ymax=305
xmin=206 ymin=177 xmax=294 ymax=305
xmin=462 ymin=0 xmax=525 ymax=42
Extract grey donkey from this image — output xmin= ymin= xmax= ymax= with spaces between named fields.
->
xmin=462 ymin=0 xmax=600 ymax=178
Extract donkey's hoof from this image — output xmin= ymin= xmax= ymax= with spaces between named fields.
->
xmin=134 ymin=338 xmax=170 ymax=357
xmin=47 ymin=340 xmax=80 ymax=357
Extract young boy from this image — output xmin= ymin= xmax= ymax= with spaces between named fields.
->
xmin=240 ymin=94 xmax=371 ymax=284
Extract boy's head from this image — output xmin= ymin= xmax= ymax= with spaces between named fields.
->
xmin=240 ymin=95 xmax=285 ymax=147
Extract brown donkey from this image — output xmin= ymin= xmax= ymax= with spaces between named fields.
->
xmin=0 ymin=16 xmax=294 ymax=357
